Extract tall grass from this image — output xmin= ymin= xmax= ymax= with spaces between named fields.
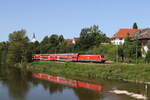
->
xmin=27 ymin=61 xmax=150 ymax=83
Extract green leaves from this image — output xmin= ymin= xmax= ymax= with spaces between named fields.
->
xmin=133 ymin=22 xmax=138 ymax=29
xmin=117 ymin=35 xmax=142 ymax=63
xmin=9 ymin=30 xmax=28 ymax=42
xmin=76 ymin=25 xmax=109 ymax=51
xmin=145 ymin=51 xmax=150 ymax=63
xmin=6 ymin=29 xmax=31 ymax=65
xmin=40 ymin=34 xmax=66 ymax=53
xmin=0 ymin=42 xmax=8 ymax=64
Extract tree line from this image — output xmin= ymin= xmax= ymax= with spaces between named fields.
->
xmin=0 ymin=24 xmax=150 ymax=65
xmin=117 ymin=34 xmax=142 ymax=63
xmin=0 ymin=25 xmax=110 ymax=65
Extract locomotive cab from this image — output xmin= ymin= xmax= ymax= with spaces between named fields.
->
xmin=99 ymin=55 xmax=106 ymax=63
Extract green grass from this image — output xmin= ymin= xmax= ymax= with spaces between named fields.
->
xmin=27 ymin=61 xmax=150 ymax=83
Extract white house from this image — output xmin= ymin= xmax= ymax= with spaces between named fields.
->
xmin=133 ymin=28 xmax=150 ymax=57
xmin=111 ymin=28 xmax=139 ymax=45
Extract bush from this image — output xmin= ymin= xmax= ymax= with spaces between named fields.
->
xmin=145 ymin=51 xmax=150 ymax=63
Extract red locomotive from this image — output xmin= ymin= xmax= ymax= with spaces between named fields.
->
xmin=32 ymin=53 xmax=106 ymax=63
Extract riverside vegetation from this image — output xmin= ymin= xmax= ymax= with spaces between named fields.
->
xmin=0 ymin=24 xmax=150 ymax=83
xmin=25 ymin=61 xmax=150 ymax=83
xmin=1 ymin=24 xmax=150 ymax=65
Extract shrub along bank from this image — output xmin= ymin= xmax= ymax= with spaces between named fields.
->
xmin=25 ymin=61 xmax=150 ymax=83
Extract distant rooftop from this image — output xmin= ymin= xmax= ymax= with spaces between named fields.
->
xmin=112 ymin=28 xmax=139 ymax=39
xmin=134 ymin=28 xmax=150 ymax=39
xmin=65 ymin=37 xmax=79 ymax=44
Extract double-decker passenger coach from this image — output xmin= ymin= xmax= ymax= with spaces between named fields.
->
xmin=32 ymin=53 xmax=106 ymax=63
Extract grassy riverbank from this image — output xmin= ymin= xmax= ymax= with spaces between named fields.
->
xmin=26 ymin=61 xmax=150 ymax=83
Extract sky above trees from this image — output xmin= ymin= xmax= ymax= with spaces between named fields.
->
xmin=0 ymin=0 xmax=150 ymax=41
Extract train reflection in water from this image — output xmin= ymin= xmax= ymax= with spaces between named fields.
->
xmin=33 ymin=73 xmax=103 ymax=91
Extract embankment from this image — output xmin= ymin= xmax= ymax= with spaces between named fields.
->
xmin=25 ymin=61 xmax=150 ymax=83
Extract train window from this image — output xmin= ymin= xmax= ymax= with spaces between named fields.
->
xmin=72 ymin=56 xmax=77 ymax=58
xmin=101 ymin=55 xmax=104 ymax=58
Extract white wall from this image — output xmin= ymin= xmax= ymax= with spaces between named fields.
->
xmin=142 ymin=46 xmax=149 ymax=57
xmin=31 ymin=38 xmax=36 ymax=43
xmin=111 ymin=38 xmax=124 ymax=45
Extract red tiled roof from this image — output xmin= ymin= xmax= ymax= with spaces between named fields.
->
xmin=112 ymin=29 xmax=139 ymax=39
xmin=65 ymin=39 xmax=74 ymax=44
xmin=74 ymin=38 xmax=80 ymax=41
xmin=65 ymin=38 xmax=79 ymax=44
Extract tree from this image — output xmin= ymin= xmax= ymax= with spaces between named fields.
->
xmin=57 ymin=41 xmax=74 ymax=53
xmin=75 ymin=25 xmax=109 ymax=51
xmin=145 ymin=50 xmax=150 ymax=63
xmin=133 ymin=22 xmax=138 ymax=29
xmin=26 ymin=41 xmax=40 ymax=62
xmin=58 ymin=35 xmax=64 ymax=44
xmin=48 ymin=34 xmax=61 ymax=53
xmin=122 ymin=34 xmax=141 ymax=63
xmin=0 ymin=43 xmax=4 ymax=63
xmin=32 ymin=41 xmax=40 ymax=54
xmin=118 ymin=45 xmax=124 ymax=61
xmin=0 ymin=42 xmax=8 ymax=64
xmin=147 ymin=40 xmax=150 ymax=50
xmin=40 ymin=34 xmax=65 ymax=53
xmin=49 ymin=34 xmax=59 ymax=47
xmin=40 ymin=36 xmax=50 ymax=53
xmin=6 ymin=29 xmax=30 ymax=65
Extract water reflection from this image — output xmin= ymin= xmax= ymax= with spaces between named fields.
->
xmin=0 ymin=66 xmax=150 ymax=100
xmin=33 ymin=73 xmax=103 ymax=91
xmin=0 ymin=66 xmax=32 ymax=100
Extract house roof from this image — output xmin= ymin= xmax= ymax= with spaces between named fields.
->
xmin=65 ymin=39 xmax=74 ymax=44
xmin=65 ymin=38 xmax=79 ymax=44
xmin=112 ymin=29 xmax=139 ymax=39
xmin=74 ymin=38 xmax=80 ymax=41
xmin=134 ymin=28 xmax=150 ymax=39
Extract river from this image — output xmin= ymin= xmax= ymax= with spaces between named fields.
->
xmin=0 ymin=65 xmax=149 ymax=100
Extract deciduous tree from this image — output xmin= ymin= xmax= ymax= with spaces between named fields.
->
xmin=7 ymin=29 xmax=30 ymax=65
xmin=76 ymin=25 xmax=109 ymax=51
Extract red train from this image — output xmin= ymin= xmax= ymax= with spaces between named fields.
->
xmin=33 ymin=73 xmax=103 ymax=91
xmin=32 ymin=53 xmax=106 ymax=63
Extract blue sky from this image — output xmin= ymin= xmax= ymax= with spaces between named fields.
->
xmin=0 ymin=0 xmax=150 ymax=41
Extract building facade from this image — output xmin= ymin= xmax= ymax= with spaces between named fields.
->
xmin=111 ymin=29 xmax=139 ymax=45
xmin=133 ymin=28 xmax=150 ymax=57
xmin=31 ymin=33 xmax=36 ymax=43
xmin=111 ymin=28 xmax=150 ymax=57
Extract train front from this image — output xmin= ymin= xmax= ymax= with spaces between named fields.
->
xmin=99 ymin=55 xmax=106 ymax=63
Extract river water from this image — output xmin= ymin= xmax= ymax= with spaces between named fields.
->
xmin=0 ymin=65 xmax=149 ymax=100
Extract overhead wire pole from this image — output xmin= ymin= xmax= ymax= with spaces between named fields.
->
xmin=135 ymin=31 xmax=140 ymax=64
xmin=136 ymin=44 xmax=138 ymax=64
xmin=145 ymin=84 xmax=148 ymax=100
xmin=116 ymin=44 xmax=118 ymax=63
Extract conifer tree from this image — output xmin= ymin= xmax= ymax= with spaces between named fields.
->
xmin=133 ymin=22 xmax=138 ymax=29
